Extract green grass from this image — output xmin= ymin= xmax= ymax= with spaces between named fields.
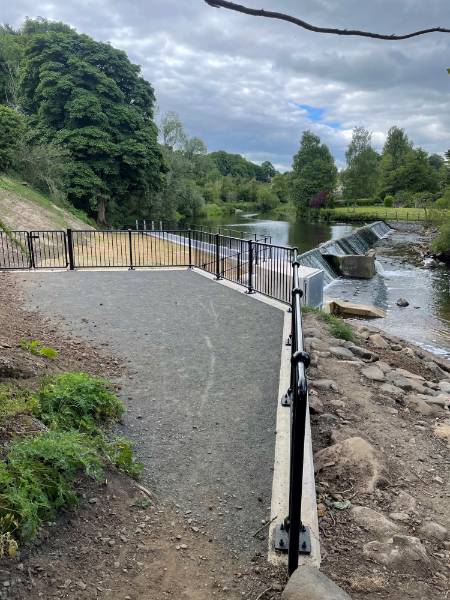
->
xmin=303 ymin=306 xmax=354 ymax=341
xmin=201 ymin=201 xmax=258 ymax=219
xmin=0 ymin=372 xmax=142 ymax=555
xmin=20 ymin=339 xmax=58 ymax=360
xmin=326 ymin=206 xmax=450 ymax=223
xmin=0 ymin=175 xmax=96 ymax=229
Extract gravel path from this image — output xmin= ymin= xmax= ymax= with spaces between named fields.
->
xmin=22 ymin=269 xmax=284 ymax=558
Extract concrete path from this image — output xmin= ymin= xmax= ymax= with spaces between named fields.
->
xmin=21 ymin=270 xmax=284 ymax=558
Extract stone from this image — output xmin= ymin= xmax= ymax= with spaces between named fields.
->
xmin=396 ymin=298 xmax=409 ymax=307
xmin=312 ymin=379 xmax=338 ymax=392
xmin=351 ymin=506 xmax=400 ymax=538
xmin=386 ymin=373 xmax=422 ymax=392
xmin=391 ymin=492 xmax=416 ymax=514
xmin=309 ymin=396 xmax=324 ymax=415
xmin=407 ymin=395 xmax=443 ymax=417
xmin=314 ymin=437 xmax=385 ymax=493
xmin=419 ymin=521 xmax=448 ymax=542
xmin=361 ymin=366 xmax=385 ymax=382
xmin=424 ymin=394 xmax=450 ymax=407
xmin=389 ymin=512 xmax=410 ymax=523
xmin=394 ymin=368 xmax=425 ymax=381
xmin=305 ymin=337 xmax=328 ymax=352
xmin=390 ymin=344 xmax=403 ymax=351
xmin=434 ymin=422 xmax=450 ymax=446
xmin=348 ymin=345 xmax=378 ymax=361
xmin=326 ymin=299 xmax=386 ymax=319
xmin=363 ymin=535 xmax=430 ymax=571
xmin=380 ymin=383 xmax=403 ymax=397
xmin=281 ymin=566 xmax=351 ymax=600
xmin=369 ymin=334 xmax=389 ymax=349
xmin=438 ymin=381 xmax=450 ymax=394
xmin=423 ymin=257 xmax=438 ymax=268
xmin=303 ymin=327 xmax=323 ymax=339
xmin=376 ymin=361 xmax=392 ymax=373
xmin=330 ymin=346 xmax=356 ymax=360
xmin=318 ymin=413 xmax=339 ymax=425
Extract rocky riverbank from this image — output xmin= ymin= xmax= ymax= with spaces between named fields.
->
xmin=303 ymin=311 xmax=449 ymax=599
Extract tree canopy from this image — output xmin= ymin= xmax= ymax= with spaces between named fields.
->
xmin=342 ymin=127 xmax=379 ymax=200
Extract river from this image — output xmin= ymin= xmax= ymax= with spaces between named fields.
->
xmin=195 ymin=213 xmax=450 ymax=361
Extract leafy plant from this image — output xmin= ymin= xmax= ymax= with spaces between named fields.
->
xmin=20 ymin=338 xmax=58 ymax=359
xmin=0 ymin=384 xmax=39 ymax=424
xmin=34 ymin=372 xmax=123 ymax=433
xmin=0 ymin=431 xmax=103 ymax=541
xmin=101 ymin=436 xmax=143 ymax=479
xmin=302 ymin=306 xmax=354 ymax=341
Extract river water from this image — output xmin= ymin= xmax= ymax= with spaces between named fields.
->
xmin=195 ymin=213 xmax=450 ymax=361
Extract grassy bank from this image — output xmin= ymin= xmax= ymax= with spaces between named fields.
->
xmin=326 ymin=206 xmax=450 ymax=223
xmin=201 ymin=201 xmax=258 ymax=219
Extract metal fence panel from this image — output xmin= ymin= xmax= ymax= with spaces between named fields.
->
xmin=0 ymin=231 xmax=31 ymax=269
xmin=29 ymin=231 xmax=68 ymax=269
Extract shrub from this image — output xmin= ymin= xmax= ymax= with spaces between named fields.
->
xmin=0 ymin=105 xmax=24 ymax=173
xmin=34 ymin=372 xmax=123 ymax=432
xmin=384 ymin=195 xmax=394 ymax=207
xmin=0 ymin=384 xmax=39 ymax=425
xmin=302 ymin=306 xmax=354 ymax=341
xmin=434 ymin=197 xmax=450 ymax=209
xmin=432 ymin=220 xmax=450 ymax=256
xmin=20 ymin=338 xmax=58 ymax=359
xmin=0 ymin=431 xmax=103 ymax=541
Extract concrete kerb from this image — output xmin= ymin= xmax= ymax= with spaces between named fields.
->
xmin=191 ymin=267 xmax=321 ymax=568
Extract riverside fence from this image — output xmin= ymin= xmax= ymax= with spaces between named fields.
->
xmin=0 ymin=228 xmax=297 ymax=304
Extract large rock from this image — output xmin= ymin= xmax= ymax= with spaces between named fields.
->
xmin=434 ymin=422 xmax=450 ymax=446
xmin=315 ymin=437 xmax=385 ymax=493
xmin=311 ymin=379 xmax=338 ymax=392
xmin=326 ymin=299 xmax=386 ymax=319
xmin=419 ymin=521 xmax=449 ymax=542
xmin=363 ymin=535 xmax=430 ymax=571
xmin=390 ymin=492 xmax=416 ymax=514
xmin=438 ymin=380 xmax=450 ymax=394
xmin=386 ymin=372 xmax=425 ymax=392
xmin=351 ymin=506 xmax=400 ymax=538
xmin=369 ymin=334 xmax=389 ymax=349
xmin=396 ymin=298 xmax=410 ymax=307
xmin=282 ymin=567 xmax=351 ymax=600
xmin=394 ymin=368 xmax=424 ymax=381
xmin=361 ymin=365 xmax=385 ymax=382
xmin=305 ymin=337 xmax=328 ymax=352
xmin=380 ymin=383 xmax=403 ymax=397
xmin=304 ymin=327 xmax=323 ymax=339
xmin=348 ymin=345 xmax=378 ymax=361
xmin=330 ymin=346 xmax=357 ymax=361
xmin=407 ymin=395 xmax=444 ymax=417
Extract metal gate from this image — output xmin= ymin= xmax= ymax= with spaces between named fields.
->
xmin=0 ymin=230 xmax=68 ymax=270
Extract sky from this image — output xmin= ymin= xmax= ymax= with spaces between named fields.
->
xmin=3 ymin=0 xmax=450 ymax=170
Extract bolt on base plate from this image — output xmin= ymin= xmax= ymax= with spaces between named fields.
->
xmin=274 ymin=524 xmax=311 ymax=554
xmin=281 ymin=389 xmax=292 ymax=407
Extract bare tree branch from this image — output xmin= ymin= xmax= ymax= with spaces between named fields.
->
xmin=204 ymin=0 xmax=450 ymax=40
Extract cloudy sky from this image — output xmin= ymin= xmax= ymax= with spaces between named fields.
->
xmin=4 ymin=0 xmax=450 ymax=169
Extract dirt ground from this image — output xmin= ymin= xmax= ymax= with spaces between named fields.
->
xmin=304 ymin=311 xmax=450 ymax=599
xmin=0 ymin=272 xmax=286 ymax=600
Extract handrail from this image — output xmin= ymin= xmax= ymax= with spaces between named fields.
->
xmin=274 ymin=256 xmax=312 ymax=574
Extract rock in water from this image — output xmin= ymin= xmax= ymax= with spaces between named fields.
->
xmin=314 ymin=437 xmax=385 ymax=493
xmin=282 ymin=566 xmax=352 ymax=600
xmin=396 ymin=298 xmax=409 ymax=307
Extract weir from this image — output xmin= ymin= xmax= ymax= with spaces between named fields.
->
xmin=298 ymin=221 xmax=391 ymax=286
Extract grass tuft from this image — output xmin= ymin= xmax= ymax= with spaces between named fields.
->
xmin=20 ymin=339 xmax=59 ymax=359
xmin=302 ymin=306 xmax=354 ymax=341
xmin=0 ymin=384 xmax=39 ymax=425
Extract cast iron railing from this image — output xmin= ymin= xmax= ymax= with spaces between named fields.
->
xmin=274 ymin=256 xmax=312 ymax=575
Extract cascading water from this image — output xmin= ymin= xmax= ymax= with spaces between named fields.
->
xmin=297 ymin=221 xmax=391 ymax=286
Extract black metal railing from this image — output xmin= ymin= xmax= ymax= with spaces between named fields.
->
xmin=274 ymin=256 xmax=311 ymax=575
xmin=1 ymin=228 xmax=297 ymax=304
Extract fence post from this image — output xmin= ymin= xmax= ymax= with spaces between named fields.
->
xmin=27 ymin=232 xmax=36 ymax=269
xmin=128 ymin=229 xmax=134 ymax=270
xmin=237 ymin=252 xmax=241 ymax=282
xmin=188 ymin=228 xmax=192 ymax=269
xmin=215 ymin=234 xmax=222 ymax=280
xmin=143 ymin=220 xmax=147 ymax=231
xmin=66 ymin=229 xmax=75 ymax=271
xmin=246 ymin=240 xmax=255 ymax=294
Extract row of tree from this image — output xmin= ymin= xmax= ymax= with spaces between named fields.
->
xmin=290 ymin=126 xmax=449 ymax=210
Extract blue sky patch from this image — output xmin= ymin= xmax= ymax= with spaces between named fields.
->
xmin=295 ymin=103 xmax=342 ymax=130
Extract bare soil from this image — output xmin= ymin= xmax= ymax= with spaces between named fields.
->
xmin=305 ymin=312 xmax=450 ymax=600
xmin=0 ymin=272 xmax=286 ymax=600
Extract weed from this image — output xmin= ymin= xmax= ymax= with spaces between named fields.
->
xmin=101 ymin=436 xmax=143 ymax=480
xmin=0 ymin=431 xmax=103 ymax=541
xmin=20 ymin=339 xmax=58 ymax=359
xmin=0 ymin=384 xmax=39 ymax=425
xmin=302 ymin=306 xmax=354 ymax=341
xmin=34 ymin=372 xmax=123 ymax=432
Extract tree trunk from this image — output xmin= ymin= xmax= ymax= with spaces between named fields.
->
xmin=97 ymin=197 xmax=107 ymax=225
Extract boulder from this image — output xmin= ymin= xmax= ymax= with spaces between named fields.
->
xmin=282 ymin=567 xmax=352 ymax=600
xmin=361 ymin=366 xmax=385 ymax=382
xmin=396 ymin=298 xmax=409 ymax=307
xmin=438 ymin=381 xmax=450 ymax=394
xmin=407 ymin=395 xmax=444 ymax=417
xmin=419 ymin=521 xmax=448 ymax=542
xmin=311 ymin=379 xmax=338 ymax=392
xmin=376 ymin=361 xmax=392 ymax=373
xmin=348 ymin=345 xmax=378 ymax=361
xmin=326 ymin=299 xmax=386 ymax=319
xmin=386 ymin=372 xmax=424 ymax=392
xmin=389 ymin=512 xmax=410 ymax=523
xmin=390 ymin=491 xmax=416 ymax=514
xmin=305 ymin=337 xmax=328 ymax=352
xmin=330 ymin=346 xmax=357 ymax=361
xmin=309 ymin=396 xmax=324 ymax=415
xmin=424 ymin=394 xmax=450 ymax=407
xmin=315 ymin=437 xmax=385 ymax=493
xmin=303 ymin=327 xmax=323 ymax=339
xmin=380 ymin=383 xmax=403 ymax=397
xmin=434 ymin=422 xmax=450 ymax=446
xmin=363 ymin=535 xmax=430 ymax=571
xmin=351 ymin=506 xmax=400 ymax=538
xmin=369 ymin=334 xmax=389 ymax=349
xmin=394 ymin=368 xmax=424 ymax=381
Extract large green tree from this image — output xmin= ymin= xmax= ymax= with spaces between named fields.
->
xmin=0 ymin=104 xmax=24 ymax=172
xmin=342 ymin=127 xmax=379 ymax=199
xmin=20 ymin=20 xmax=164 ymax=224
xmin=291 ymin=131 xmax=337 ymax=209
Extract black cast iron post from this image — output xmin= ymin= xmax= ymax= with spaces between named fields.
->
xmin=66 ymin=229 xmax=75 ymax=270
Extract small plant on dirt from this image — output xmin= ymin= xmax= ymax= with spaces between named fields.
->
xmin=0 ymin=514 xmax=18 ymax=558
xmin=101 ymin=436 xmax=143 ymax=479
xmin=34 ymin=372 xmax=123 ymax=432
xmin=302 ymin=306 xmax=354 ymax=342
xmin=0 ymin=430 xmax=103 ymax=542
xmin=20 ymin=338 xmax=59 ymax=359
xmin=0 ymin=384 xmax=39 ymax=425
